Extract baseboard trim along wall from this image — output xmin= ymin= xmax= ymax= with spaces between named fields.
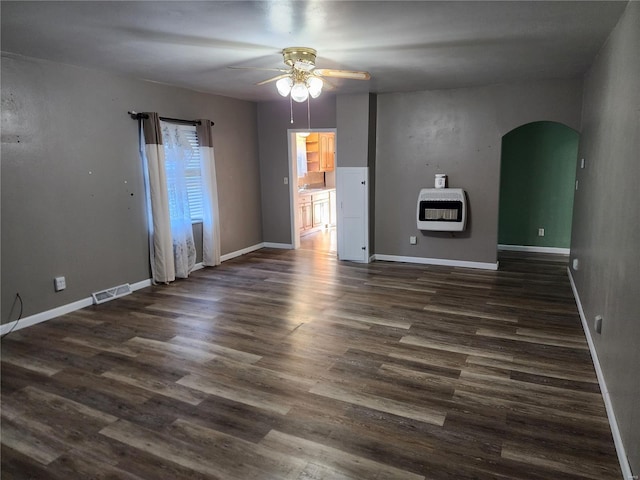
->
xmin=498 ymin=244 xmax=570 ymax=255
xmin=220 ymin=242 xmax=265 ymax=262
xmin=220 ymin=242 xmax=292 ymax=262
xmin=567 ymin=268 xmax=633 ymax=479
xmin=1 ymin=243 xmax=296 ymax=335
xmin=374 ymin=254 xmax=499 ymax=271
xmin=263 ymin=242 xmax=293 ymax=249
xmin=0 ymin=278 xmax=152 ymax=336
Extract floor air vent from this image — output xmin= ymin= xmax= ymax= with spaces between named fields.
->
xmin=92 ymin=283 xmax=132 ymax=304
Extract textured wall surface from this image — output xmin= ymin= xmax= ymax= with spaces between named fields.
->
xmin=498 ymin=121 xmax=579 ymax=248
xmin=569 ymin=1 xmax=640 ymax=473
xmin=1 ymin=54 xmax=261 ymax=322
xmin=375 ymin=79 xmax=583 ymax=264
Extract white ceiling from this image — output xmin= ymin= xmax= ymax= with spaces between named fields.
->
xmin=1 ymin=1 xmax=628 ymax=102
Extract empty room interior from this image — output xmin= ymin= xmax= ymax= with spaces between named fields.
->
xmin=1 ymin=1 xmax=638 ymax=479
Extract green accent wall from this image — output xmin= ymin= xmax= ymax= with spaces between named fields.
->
xmin=498 ymin=121 xmax=579 ymax=248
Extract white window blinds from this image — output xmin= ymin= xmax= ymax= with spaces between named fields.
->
xmin=181 ymin=127 xmax=204 ymax=222
xmin=162 ymin=123 xmax=204 ymax=223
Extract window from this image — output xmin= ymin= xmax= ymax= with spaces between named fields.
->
xmin=181 ymin=126 xmax=204 ymax=222
xmin=161 ymin=123 xmax=204 ymax=223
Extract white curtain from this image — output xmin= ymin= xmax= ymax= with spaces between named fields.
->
xmin=140 ymin=113 xmax=175 ymax=283
xmin=160 ymin=121 xmax=197 ymax=278
xmin=197 ymin=120 xmax=221 ymax=267
xmin=140 ymin=113 xmax=200 ymax=283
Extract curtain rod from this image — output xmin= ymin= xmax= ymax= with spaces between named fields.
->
xmin=128 ymin=111 xmax=214 ymax=126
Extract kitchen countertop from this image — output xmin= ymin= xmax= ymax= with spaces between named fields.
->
xmin=298 ymin=187 xmax=335 ymax=194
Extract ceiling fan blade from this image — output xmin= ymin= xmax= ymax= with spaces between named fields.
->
xmin=228 ymin=66 xmax=290 ymax=73
xmin=256 ymin=74 xmax=290 ymax=86
xmin=313 ymin=69 xmax=371 ymax=80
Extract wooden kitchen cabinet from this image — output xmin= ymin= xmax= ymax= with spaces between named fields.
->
xmin=299 ymin=194 xmax=313 ymax=231
xmin=306 ymin=133 xmax=334 ymax=172
xmin=312 ymin=198 xmax=329 ymax=228
xmin=319 ymin=134 xmax=335 ymax=171
xmin=299 ymin=190 xmax=333 ymax=234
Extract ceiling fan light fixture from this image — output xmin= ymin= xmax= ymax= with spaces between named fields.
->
xmin=307 ymin=77 xmax=323 ymax=98
xmin=290 ymin=82 xmax=309 ymax=102
xmin=283 ymin=47 xmax=317 ymax=68
xmin=276 ymin=77 xmax=293 ymax=96
xmin=233 ymin=46 xmax=370 ymax=104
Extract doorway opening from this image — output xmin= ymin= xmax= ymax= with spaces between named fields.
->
xmin=287 ymin=129 xmax=337 ymax=254
xmin=497 ymin=121 xmax=579 ymax=255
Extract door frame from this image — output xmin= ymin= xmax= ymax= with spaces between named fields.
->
xmin=287 ymin=128 xmax=337 ymax=250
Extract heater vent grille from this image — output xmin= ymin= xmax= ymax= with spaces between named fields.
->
xmin=416 ymin=188 xmax=467 ymax=231
xmin=92 ymin=283 xmax=132 ymax=305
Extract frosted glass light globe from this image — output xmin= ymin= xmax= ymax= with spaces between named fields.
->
xmin=290 ymin=82 xmax=309 ymax=103
xmin=307 ymin=77 xmax=323 ymax=98
xmin=276 ymin=77 xmax=292 ymax=97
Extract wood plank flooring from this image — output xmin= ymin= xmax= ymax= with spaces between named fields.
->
xmin=1 ymin=234 xmax=622 ymax=479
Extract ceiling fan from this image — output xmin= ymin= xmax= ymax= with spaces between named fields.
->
xmin=230 ymin=47 xmax=371 ymax=102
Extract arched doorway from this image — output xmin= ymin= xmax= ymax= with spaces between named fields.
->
xmin=498 ymin=121 xmax=579 ymax=253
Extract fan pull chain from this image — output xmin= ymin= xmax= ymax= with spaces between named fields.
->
xmin=290 ymin=95 xmax=294 ymax=124
xmin=307 ymin=96 xmax=311 ymax=130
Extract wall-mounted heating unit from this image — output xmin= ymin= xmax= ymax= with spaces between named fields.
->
xmin=417 ymin=188 xmax=467 ymax=231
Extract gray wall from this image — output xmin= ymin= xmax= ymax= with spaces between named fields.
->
xmin=569 ymin=1 xmax=640 ymax=472
xmin=336 ymin=94 xmax=370 ymax=168
xmin=336 ymin=93 xmax=379 ymax=253
xmin=375 ymin=78 xmax=583 ymax=264
xmin=257 ymin=96 xmax=336 ymax=245
xmin=1 ymin=53 xmax=262 ymax=322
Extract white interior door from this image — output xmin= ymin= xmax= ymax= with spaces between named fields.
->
xmin=337 ymin=167 xmax=369 ymax=262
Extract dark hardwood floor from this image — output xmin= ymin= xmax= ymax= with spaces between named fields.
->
xmin=1 ymin=234 xmax=622 ymax=479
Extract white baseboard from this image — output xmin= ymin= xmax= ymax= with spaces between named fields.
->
xmin=567 ymin=268 xmax=633 ymax=479
xmin=0 ymin=297 xmax=93 ymax=335
xmin=373 ymin=254 xmax=498 ymax=271
xmin=2 ymin=239 xmax=295 ymax=336
xmin=1 ymin=241 xmax=287 ymax=336
xmin=192 ymin=262 xmax=205 ymax=272
xmin=0 ymin=278 xmax=152 ymax=336
xmin=263 ymin=242 xmax=293 ymax=249
xmin=130 ymin=278 xmax=153 ymax=290
xmin=498 ymin=244 xmax=570 ymax=255
xmin=220 ymin=243 xmax=265 ymax=262
xmin=217 ymin=242 xmax=294 ymax=263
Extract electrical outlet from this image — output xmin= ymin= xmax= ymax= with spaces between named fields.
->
xmin=538 ymin=228 xmax=545 ymax=237
xmin=409 ymin=236 xmax=417 ymax=245
xmin=572 ymin=258 xmax=579 ymax=270
xmin=54 ymin=276 xmax=66 ymax=292
xmin=283 ymin=177 xmax=288 ymax=185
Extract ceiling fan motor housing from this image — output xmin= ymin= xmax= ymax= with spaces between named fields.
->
xmin=283 ymin=47 xmax=317 ymax=69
